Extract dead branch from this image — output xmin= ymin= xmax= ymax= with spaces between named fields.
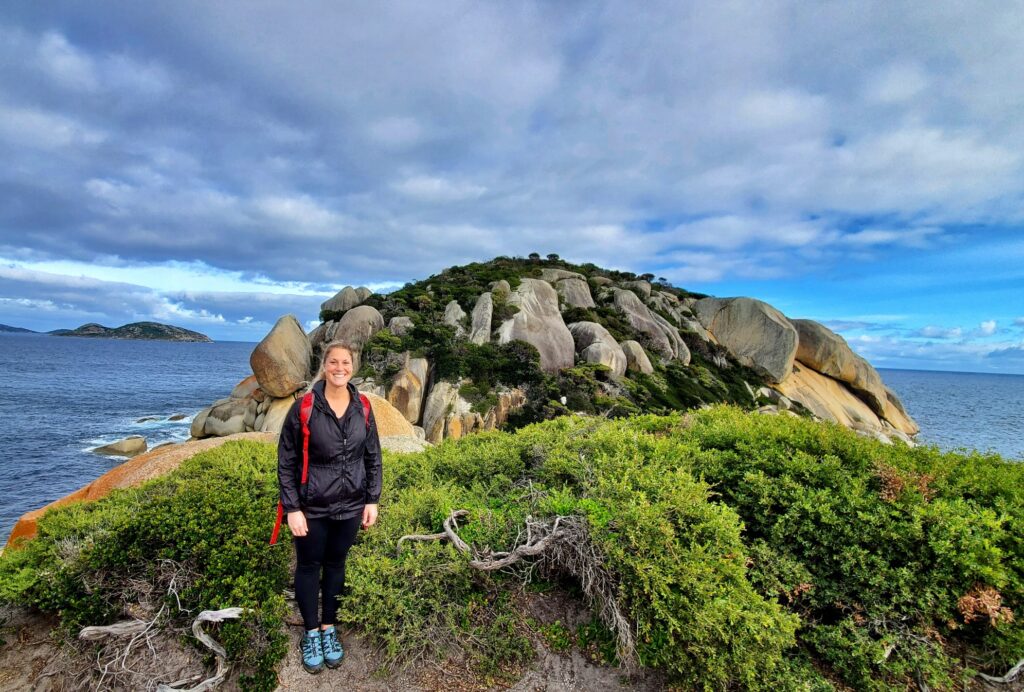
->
xmin=396 ymin=509 xmax=638 ymax=668
xmin=156 ymin=607 xmax=246 ymax=692
xmin=978 ymin=658 xmax=1024 ymax=685
xmin=79 ymin=619 xmax=150 ymax=641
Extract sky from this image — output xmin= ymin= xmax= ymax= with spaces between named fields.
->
xmin=0 ymin=2 xmax=1022 ymax=374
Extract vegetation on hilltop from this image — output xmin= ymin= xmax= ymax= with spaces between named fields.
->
xmin=3 ymin=410 xmax=1022 ymax=690
xmin=328 ymin=255 xmax=764 ymax=427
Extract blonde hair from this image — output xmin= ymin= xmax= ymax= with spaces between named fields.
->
xmin=310 ymin=340 xmax=355 ymax=389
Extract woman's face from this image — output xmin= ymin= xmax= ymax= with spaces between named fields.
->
xmin=323 ymin=347 xmax=353 ymax=389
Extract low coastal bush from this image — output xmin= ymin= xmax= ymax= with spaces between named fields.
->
xmin=3 ymin=408 xmax=1022 ymax=690
xmin=0 ymin=440 xmax=290 ymax=690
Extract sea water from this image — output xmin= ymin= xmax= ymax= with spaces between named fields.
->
xmin=0 ymin=333 xmax=1021 ymax=541
xmin=0 ymin=333 xmax=253 ymax=541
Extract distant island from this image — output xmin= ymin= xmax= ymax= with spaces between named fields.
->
xmin=0 ymin=324 xmax=38 ymax=333
xmin=49 ymin=322 xmax=212 ymax=342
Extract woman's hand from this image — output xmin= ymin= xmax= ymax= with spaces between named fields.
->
xmin=287 ymin=510 xmax=308 ymax=537
xmin=362 ymin=504 xmax=378 ymax=529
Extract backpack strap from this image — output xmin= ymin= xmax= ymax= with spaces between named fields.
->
xmin=299 ymin=391 xmax=314 ymax=483
xmin=270 ymin=392 xmax=315 ymax=545
xmin=359 ymin=393 xmax=371 ymax=429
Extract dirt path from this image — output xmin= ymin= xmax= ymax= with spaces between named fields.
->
xmin=274 ymin=590 xmax=665 ymax=692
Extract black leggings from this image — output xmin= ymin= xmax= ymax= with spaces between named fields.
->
xmin=294 ymin=515 xmax=361 ymax=631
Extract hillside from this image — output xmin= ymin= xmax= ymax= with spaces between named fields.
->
xmin=0 ymin=323 xmax=37 ymax=333
xmin=191 ymin=255 xmax=917 ymax=446
xmin=50 ymin=321 xmax=212 ymax=342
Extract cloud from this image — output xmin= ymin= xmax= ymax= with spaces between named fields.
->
xmin=1013 ymin=317 xmax=1024 ymax=327
xmin=393 ymin=175 xmax=487 ymax=202
xmin=0 ymin=4 xmax=1023 ymax=354
xmin=978 ymin=320 xmax=997 ymax=336
xmin=0 ymin=265 xmax=322 ymax=338
xmin=987 ymin=345 xmax=1024 ymax=364
xmin=916 ymin=325 xmax=963 ymax=339
xmin=863 ymin=62 xmax=929 ymax=104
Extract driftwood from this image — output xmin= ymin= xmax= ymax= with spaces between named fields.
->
xmin=157 ymin=607 xmax=246 ymax=692
xmin=397 ymin=509 xmax=637 ymax=667
xmin=79 ymin=619 xmax=149 ymax=641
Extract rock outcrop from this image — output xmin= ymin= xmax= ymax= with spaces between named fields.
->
xmin=250 ymin=315 xmax=311 ymax=398
xmin=421 ymin=381 xmax=466 ymax=444
xmin=791 ymin=319 xmax=887 ymax=412
xmin=321 ymin=286 xmax=368 ymax=314
xmin=444 ymin=300 xmax=468 ymax=337
xmin=622 ymin=280 xmax=652 ymax=300
xmin=333 ymin=305 xmax=385 ymax=372
xmin=611 ymin=288 xmax=690 ymax=363
xmin=93 ymin=436 xmax=147 ymax=458
xmin=557 ymin=278 xmax=595 ymax=309
xmin=496 ymin=278 xmax=575 ymax=372
xmin=694 ymin=297 xmax=796 ymax=383
xmin=621 ymin=340 xmax=654 ymax=374
xmin=191 ymin=259 xmax=918 ymax=447
xmin=469 ymin=293 xmax=492 ymax=344
xmin=777 ymin=363 xmax=888 ymax=432
xmin=568 ymin=322 xmax=626 ymax=376
xmin=540 ymin=268 xmax=586 ymax=283
xmin=388 ymin=315 xmax=413 ymax=336
xmin=387 ymin=355 xmax=430 ymax=424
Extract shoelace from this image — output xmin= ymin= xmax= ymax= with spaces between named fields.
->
xmin=322 ymin=629 xmax=342 ymax=656
xmin=302 ymin=633 xmax=322 ymax=660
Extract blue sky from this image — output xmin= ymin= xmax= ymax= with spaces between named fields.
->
xmin=0 ymin=2 xmax=1022 ymax=373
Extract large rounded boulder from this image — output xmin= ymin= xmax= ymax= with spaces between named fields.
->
xmin=250 ymin=315 xmax=312 ymax=398
xmin=557 ymin=278 xmax=595 ymax=309
xmin=496 ymin=278 xmax=575 ymax=372
xmin=320 ymin=286 xmax=363 ymax=314
xmin=568 ymin=321 xmax=626 ymax=376
xmin=333 ymin=305 xmax=385 ymax=373
xmin=791 ymin=319 xmax=888 ymax=414
xmin=620 ymin=340 xmax=654 ymax=374
xmin=693 ymin=297 xmax=797 ymax=383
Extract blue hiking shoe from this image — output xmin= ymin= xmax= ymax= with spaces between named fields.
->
xmin=300 ymin=629 xmax=324 ymax=674
xmin=321 ymin=625 xmax=344 ymax=668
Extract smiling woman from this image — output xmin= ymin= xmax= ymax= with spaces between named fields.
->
xmin=275 ymin=339 xmax=383 ymax=674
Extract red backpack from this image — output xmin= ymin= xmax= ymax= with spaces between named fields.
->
xmin=270 ymin=390 xmax=371 ymax=544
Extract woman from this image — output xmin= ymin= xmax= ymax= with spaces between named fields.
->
xmin=277 ymin=340 xmax=382 ymax=674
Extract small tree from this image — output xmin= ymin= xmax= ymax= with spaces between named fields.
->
xmin=546 ymin=253 xmax=560 ymax=262
xmin=528 ymin=252 xmax=541 ymax=261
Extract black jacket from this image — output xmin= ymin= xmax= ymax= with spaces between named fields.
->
xmin=277 ymin=380 xmax=383 ymax=520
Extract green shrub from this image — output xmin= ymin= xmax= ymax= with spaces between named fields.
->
xmin=6 ymin=405 xmax=1021 ymax=690
xmin=0 ymin=441 xmax=289 ymax=691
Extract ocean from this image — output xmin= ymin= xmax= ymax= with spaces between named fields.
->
xmin=0 ymin=333 xmax=1021 ymax=542
xmin=0 ymin=333 xmax=254 ymax=542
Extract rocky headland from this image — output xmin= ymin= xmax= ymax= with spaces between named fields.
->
xmin=50 ymin=321 xmax=212 ymax=342
xmin=189 ymin=256 xmax=917 ymax=447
